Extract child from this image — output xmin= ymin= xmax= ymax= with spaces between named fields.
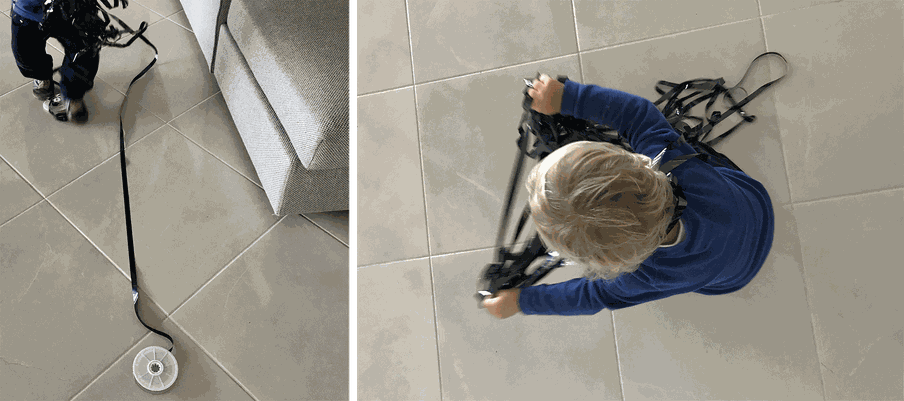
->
xmin=10 ymin=0 xmax=99 ymax=122
xmin=482 ymin=74 xmax=775 ymax=318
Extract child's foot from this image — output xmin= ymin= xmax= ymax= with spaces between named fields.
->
xmin=43 ymin=93 xmax=68 ymax=122
xmin=32 ymin=79 xmax=54 ymax=100
xmin=67 ymin=97 xmax=88 ymax=123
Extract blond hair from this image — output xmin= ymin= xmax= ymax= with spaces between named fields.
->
xmin=526 ymin=141 xmax=675 ymax=281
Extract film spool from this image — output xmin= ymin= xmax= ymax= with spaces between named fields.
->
xmin=132 ymin=346 xmax=177 ymax=393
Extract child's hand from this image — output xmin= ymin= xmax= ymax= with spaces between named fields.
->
xmin=527 ymin=74 xmax=564 ymax=115
xmin=482 ymin=289 xmax=522 ymax=319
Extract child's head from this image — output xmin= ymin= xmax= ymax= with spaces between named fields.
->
xmin=526 ymin=141 xmax=675 ymax=281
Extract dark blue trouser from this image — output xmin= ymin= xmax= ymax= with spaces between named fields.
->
xmin=10 ymin=10 xmax=99 ymax=100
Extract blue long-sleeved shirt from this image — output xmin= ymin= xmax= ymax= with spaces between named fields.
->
xmin=11 ymin=0 xmax=45 ymax=22
xmin=518 ymin=80 xmax=775 ymax=315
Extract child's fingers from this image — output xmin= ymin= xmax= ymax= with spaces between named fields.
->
xmin=528 ymin=87 xmax=550 ymax=114
xmin=482 ymin=296 xmax=502 ymax=318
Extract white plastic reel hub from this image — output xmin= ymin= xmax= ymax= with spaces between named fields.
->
xmin=133 ymin=346 xmax=177 ymax=393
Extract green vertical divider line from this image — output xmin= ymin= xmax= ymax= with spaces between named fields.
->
xmin=348 ymin=0 xmax=358 ymax=400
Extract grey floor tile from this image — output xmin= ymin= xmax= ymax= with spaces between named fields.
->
xmin=304 ymin=210 xmax=349 ymax=246
xmin=95 ymin=18 xmax=219 ymax=122
xmin=764 ymin=1 xmax=904 ymax=202
xmin=0 ymin=79 xmax=165 ymax=196
xmin=0 ymin=201 xmax=166 ymax=401
xmin=0 ymin=157 xmax=42 ymax=225
xmin=357 ymin=0 xmax=904 ymax=399
xmin=133 ymin=0 xmax=183 ymax=18
xmin=48 ymin=125 xmax=279 ymax=313
xmin=72 ymin=317 xmax=254 ymax=401
xmin=170 ymin=92 xmax=261 ymax=186
xmin=760 ymin=0 xmax=839 ymax=16
xmin=791 ymin=189 xmax=904 ymax=400
xmin=171 ymin=215 xmax=349 ymax=401
xmin=580 ymin=19 xmax=792 ymax=205
xmin=418 ymin=57 xmax=578 ymax=255
xmin=432 ymin=250 xmax=623 ymax=400
xmin=105 ymin=1 xmax=166 ymax=30
xmin=614 ymin=205 xmax=823 ymax=400
xmin=357 ymin=0 xmax=412 ymax=94
xmin=166 ymin=10 xmax=192 ymax=33
xmin=574 ymin=0 xmax=758 ymax=51
xmin=406 ymin=0 xmax=578 ymax=83
xmin=358 ymin=88 xmax=429 ymax=265
xmin=358 ymin=259 xmax=441 ymax=401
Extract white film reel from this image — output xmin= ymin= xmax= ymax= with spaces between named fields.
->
xmin=133 ymin=346 xmax=177 ymax=393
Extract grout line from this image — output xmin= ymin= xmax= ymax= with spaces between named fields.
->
xmin=17 ymin=75 xmax=180 ymax=208
xmin=426 ymin=257 xmax=445 ymax=400
xmin=358 ymin=53 xmax=580 ymax=98
xmin=404 ymin=0 xmax=418 ymax=88
xmin=758 ymin=3 xmax=769 ymax=52
xmin=370 ymin=17 xmax=762 ymax=99
xmin=357 ymin=256 xmax=430 ymax=270
xmin=138 ymin=2 xmax=181 ymax=22
xmin=42 ymin=152 xmax=119 ymax=201
xmin=759 ymin=0 xmax=845 ymax=20
xmin=0 ymin=198 xmax=43 ymax=229
xmin=403 ymin=0 xmax=444 ymax=398
xmin=166 ymin=317 xmax=261 ymax=401
xmin=580 ymin=17 xmax=761 ymax=56
xmin=168 ymin=121 xmax=265 ymax=191
xmin=68 ymin=331 xmax=155 ymax=401
xmin=43 ymin=195 xmax=174 ymax=320
xmin=570 ymin=0 xmax=585 ymax=83
xmin=167 ymin=90 xmax=223 ymax=124
xmin=0 ymin=151 xmax=46 ymax=198
xmin=299 ymin=214 xmax=349 ymax=247
xmin=168 ymin=215 xmax=287 ymax=318
xmin=0 ymin=154 xmax=47 ymax=228
xmin=11 ymin=76 xmax=37 ymax=92
xmin=357 ymin=239 xmax=536 ymax=269
xmin=357 ymin=84 xmax=415 ymax=98
xmin=39 ymin=122 xmax=168 ymax=205
xmin=164 ymin=12 xmax=192 ymax=34
xmin=786 ymin=203 xmax=829 ymax=401
xmin=13 ymin=125 xmax=187 ymax=317
xmin=757 ymin=0 xmax=793 ymax=208
xmin=791 ymin=186 xmax=904 ymax=207
xmin=360 ymin=16 xmax=767 ymax=99
xmin=611 ymin=311 xmax=626 ymax=401
xmin=134 ymin=1 xmax=166 ymax=21
xmin=44 ymin=197 xmax=129 ymax=280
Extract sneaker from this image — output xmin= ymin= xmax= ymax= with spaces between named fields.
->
xmin=33 ymin=79 xmax=54 ymax=100
xmin=43 ymin=93 xmax=69 ymax=122
xmin=67 ymin=97 xmax=88 ymax=123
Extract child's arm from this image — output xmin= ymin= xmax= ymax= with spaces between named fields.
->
xmin=559 ymin=79 xmax=691 ymax=158
xmin=517 ymin=262 xmax=718 ymax=315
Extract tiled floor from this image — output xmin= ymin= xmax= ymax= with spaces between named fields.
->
xmin=358 ymin=0 xmax=903 ymax=400
xmin=1 ymin=1 xmax=349 ymax=400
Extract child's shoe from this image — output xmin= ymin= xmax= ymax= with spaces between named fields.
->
xmin=43 ymin=93 xmax=69 ymax=122
xmin=33 ymin=79 xmax=54 ymax=100
xmin=67 ymin=97 xmax=88 ymax=123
